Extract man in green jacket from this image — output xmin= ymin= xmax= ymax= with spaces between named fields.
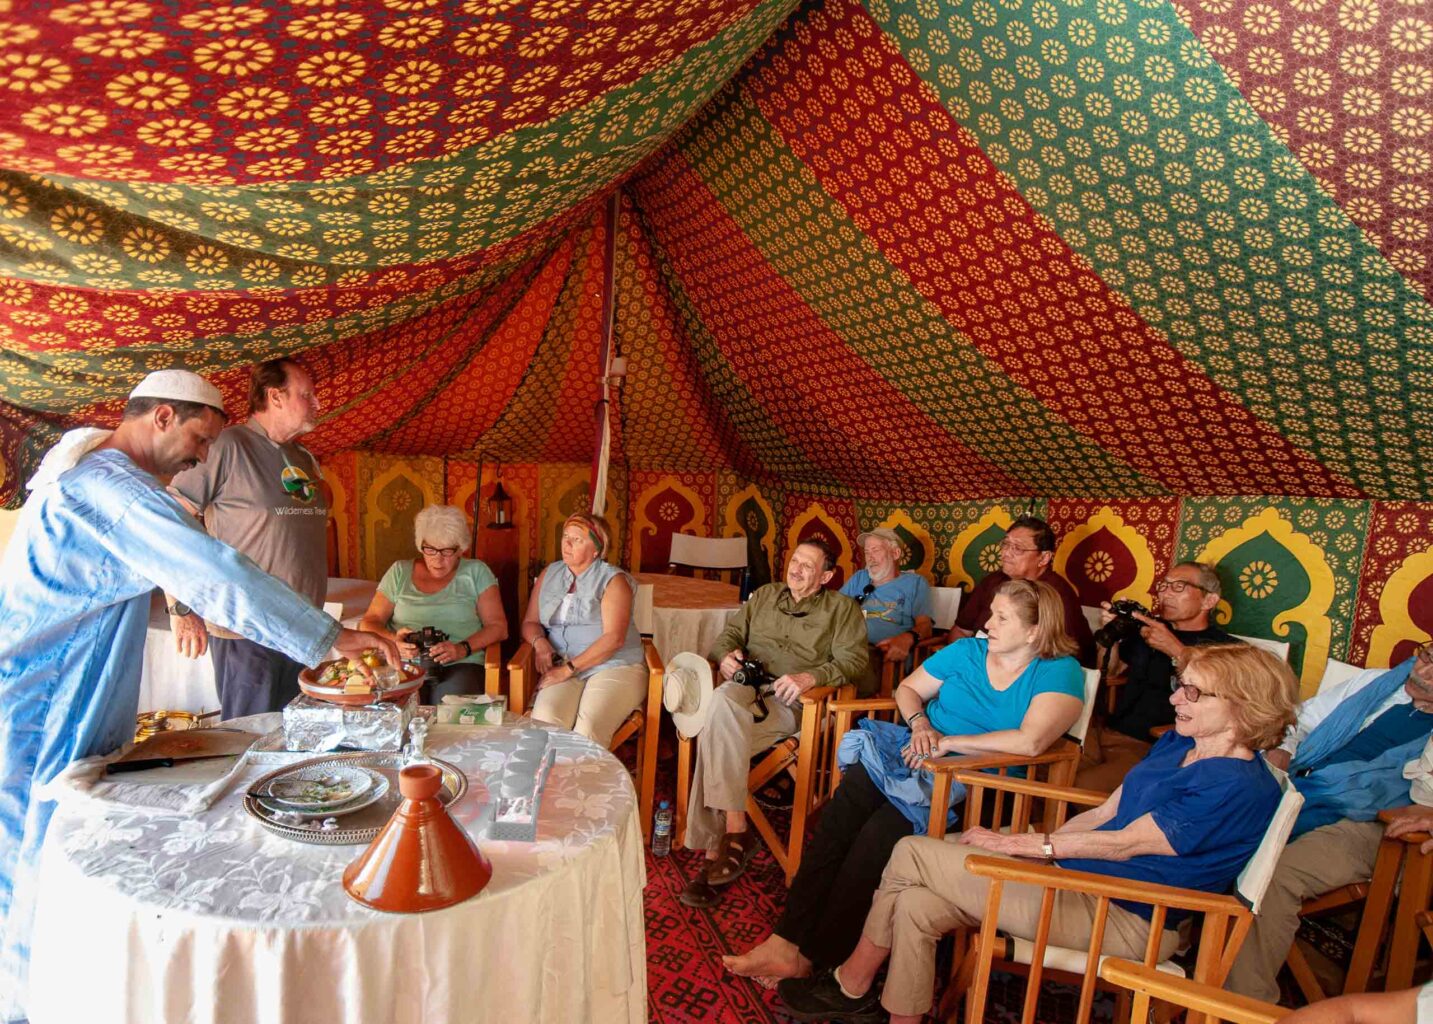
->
xmin=680 ymin=539 xmax=872 ymax=908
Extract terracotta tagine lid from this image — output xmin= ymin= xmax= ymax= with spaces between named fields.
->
xmin=343 ymin=764 xmax=492 ymax=913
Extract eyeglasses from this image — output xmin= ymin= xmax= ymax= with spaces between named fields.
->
xmin=1172 ymin=679 xmax=1221 ymax=702
xmin=420 ymin=544 xmax=460 ymax=558
xmin=998 ymin=540 xmax=1038 ymax=554
xmin=856 ymin=583 xmax=876 ymax=605
xmin=1416 ymin=642 xmax=1433 ymax=666
xmin=778 ymin=590 xmax=810 ymax=618
xmin=1155 ymin=580 xmax=1212 ymax=595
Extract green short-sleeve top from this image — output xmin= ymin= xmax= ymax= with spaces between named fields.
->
xmin=377 ymin=558 xmax=498 ymax=665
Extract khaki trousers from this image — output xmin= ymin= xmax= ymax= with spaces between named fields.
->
xmin=865 ymin=837 xmax=1179 ymax=1017
xmin=684 ymin=680 xmax=800 ymax=853
xmin=529 ymin=663 xmax=648 ymax=748
xmin=1225 ymin=819 xmax=1385 ymax=1002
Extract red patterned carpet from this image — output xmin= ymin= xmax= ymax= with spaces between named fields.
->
xmin=640 ymin=828 xmax=1111 ymax=1024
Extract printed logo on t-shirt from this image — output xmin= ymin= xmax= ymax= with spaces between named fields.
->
xmin=280 ymin=464 xmax=318 ymax=504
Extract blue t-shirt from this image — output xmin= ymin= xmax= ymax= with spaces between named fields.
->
xmin=920 ymin=638 xmax=1083 ymax=737
xmin=841 ymin=569 xmax=934 ymax=644
xmin=1058 ymin=731 xmax=1282 ymax=924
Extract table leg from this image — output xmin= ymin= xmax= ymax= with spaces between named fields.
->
xmin=1386 ymin=848 xmax=1433 ymax=992
xmin=1346 ymin=838 xmax=1402 ymax=994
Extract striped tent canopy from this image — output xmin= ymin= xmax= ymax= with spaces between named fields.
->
xmin=0 ymin=0 xmax=1428 ymax=505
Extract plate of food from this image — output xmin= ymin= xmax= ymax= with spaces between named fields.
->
xmin=256 ymin=769 xmax=390 ymax=820
xmin=262 ymin=763 xmax=380 ymax=810
xmin=298 ymin=649 xmax=425 ymax=706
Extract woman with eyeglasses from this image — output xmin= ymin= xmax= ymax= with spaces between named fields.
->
xmin=520 ymin=512 xmax=647 ymax=746
xmin=724 ymin=578 xmax=1085 ymax=986
xmin=776 ymin=643 xmax=1299 ymax=1024
xmin=358 ymin=504 xmax=507 ymax=703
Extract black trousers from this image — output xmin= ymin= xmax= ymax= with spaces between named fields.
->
xmin=422 ymin=662 xmax=486 ymax=705
xmin=210 ymin=636 xmax=303 ymax=720
xmin=774 ymin=762 xmax=914 ymax=967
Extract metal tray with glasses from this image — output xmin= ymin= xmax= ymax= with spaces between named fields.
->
xmin=243 ymin=751 xmax=468 ymax=846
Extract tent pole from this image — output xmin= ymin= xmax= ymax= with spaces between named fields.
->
xmin=590 ymin=191 xmax=619 ymax=517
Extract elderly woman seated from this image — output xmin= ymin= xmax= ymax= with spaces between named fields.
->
xmin=358 ymin=505 xmax=507 ymax=703
xmin=520 ymin=512 xmax=647 ymax=746
xmin=724 ymin=579 xmax=1084 ymax=984
xmin=777 ymin=643 xmax=1299 ymax=1023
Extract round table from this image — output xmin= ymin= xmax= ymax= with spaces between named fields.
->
xmin=28 ymin=717 xmax=646 ymax=1024
xmin=633 ymin=572 xmax=740 ymax=662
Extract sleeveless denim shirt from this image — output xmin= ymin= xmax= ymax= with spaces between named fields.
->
xmin=537 ymin=559 xmax=643 ymax=677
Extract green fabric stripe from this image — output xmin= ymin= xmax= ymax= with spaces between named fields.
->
xmin=872 ymin=0 xmax=1433 ymax=499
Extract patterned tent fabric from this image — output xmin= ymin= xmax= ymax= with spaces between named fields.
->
xmin=0 ymin=0 xmax=1429 ymax=504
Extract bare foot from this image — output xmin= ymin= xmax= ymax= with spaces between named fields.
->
xmin=721 ymin=934 xmax=812 ymax=981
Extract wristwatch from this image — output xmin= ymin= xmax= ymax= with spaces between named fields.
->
xmin=166 ymin=600 xmax=191 ymax=617
xmin=1040 ymin=833 xmax=1056 ymax=861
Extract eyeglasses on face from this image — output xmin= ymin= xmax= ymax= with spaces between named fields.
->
xmin=420 ymin=544 xmax=460 ymax=558
xmin=1172 ymin=678 xmax=1221 ymax=702
xmin=1416 ymin=641 xmax=1433 ymax=666
xmin=998 ymin=539 xmax=1038 ymax=554
xmin=1155 ymin=579 xmax=1211 ymax=594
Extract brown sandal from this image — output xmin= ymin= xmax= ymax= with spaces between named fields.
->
xmin=706 ymin=830 xmax=760 ymax=886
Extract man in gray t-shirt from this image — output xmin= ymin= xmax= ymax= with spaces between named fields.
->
xmin=169 ymin=358 xmax=330 ymax=718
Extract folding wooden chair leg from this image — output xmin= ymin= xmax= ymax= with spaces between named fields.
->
xmin=675 ymin=736 xmax=692 ymax=849
xmin=1284 ymin=941 xmax=1327 ymax=1005
xmin=1345 ymin=836 xmax=1401 ymax=994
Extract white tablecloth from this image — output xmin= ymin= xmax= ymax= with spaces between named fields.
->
xmin=138 ymin=577 xmax=378 ymax=715
xmin=28 ymin=717 xmax=647 ymax=1024
xmin=632 ymin=573 xmax=740 ymax=662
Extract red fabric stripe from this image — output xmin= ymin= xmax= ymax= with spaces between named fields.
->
xmin=636 ymin=152 xmax=1032 ymax=499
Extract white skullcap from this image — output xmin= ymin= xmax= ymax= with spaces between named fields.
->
xmin=128 ymin=369 xmax=225 ymax=413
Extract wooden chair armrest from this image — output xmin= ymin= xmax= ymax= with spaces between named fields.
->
xmin=1150 ymin=724 xmax=1174 ymax=739
xmin=483 ymin=641 xmax=502 ymax=698
xmin=798 ymin=684 xmax=845 ymax=705
xmin=1098 ymin=959 xmax=1287 ymax=1024
xmin=507 ymin=642 xmax=535 ymax=716
xmin=964 ymin=855 xmax=1247 ymax=917
xmin=924 ymin=747 xmax=1077 ymax=775
xmin=643 ymin=639 xmax=664 ymax=674
xmin=828 ymin=697 xmax=900 ymax=713
xmin=950 ymin=770 xmax=1108 ymax=808
xmin=915 ymin=634 xmax=946 ymax=651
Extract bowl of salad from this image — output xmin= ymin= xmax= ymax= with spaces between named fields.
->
xmin=298 ymin=649 xmax=425 ymax=706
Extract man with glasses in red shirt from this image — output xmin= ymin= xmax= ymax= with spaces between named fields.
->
xmin=1076 ymin=561 xmax=1239 ymax=792
xmin=948 ymin=516 xmax=1094 ymax=666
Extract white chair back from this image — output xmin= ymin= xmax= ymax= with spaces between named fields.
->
xmin=1081 ymin=604 xmax=1103 ymax=636
xmin=930 ymin=586 xmax=962 ymax=631
xmin=1234 ymin=764 xmax=1304 ymax=914
xmin=667 ymin=534 xmax=747 ymax=570
xmin=634 ymin=583 xmax=655 ymax=636
xmin=1068 ymin=668 xmax=1101 ymax=745
xmin=322 ymin=601 xmax=344 ymax=622
xmin=1318 ymin=657 xmax=1363 ymax=692
xmin=1232 ymin=634 xmax=1291 ymax=662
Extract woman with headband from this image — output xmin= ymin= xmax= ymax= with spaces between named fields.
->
xmin=520 ymin=512 xmax=646 ymax=745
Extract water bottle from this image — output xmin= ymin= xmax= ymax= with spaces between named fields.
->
xmin=652 ymin=800 xmax=673 ymax=857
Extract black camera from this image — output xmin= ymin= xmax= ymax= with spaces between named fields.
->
xmin=732 ymin=657 xmax=773 ymax=690
xmin=1093 ymin=599 xmax=1162 ymax=648
xmin=407 ymin=626 xmax=449 ymax=668
xmin=731 ymin=657 xmax=774 ymax=722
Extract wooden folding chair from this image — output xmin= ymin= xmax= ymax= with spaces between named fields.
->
xmin=828 ymin=667 xmax=1101 ymax=838
xmin=1099 ymin=958 xmax=1289 ymax=1024
xmin=948 ymin=765 xmax=1304 ymax=1024
xmin=668 ymin=533 xmax=749 ymax=590
xmin=673 ymin=681 xmax=853 ymax=884
xmin=507 ymin=638 xmax=664 ymax=839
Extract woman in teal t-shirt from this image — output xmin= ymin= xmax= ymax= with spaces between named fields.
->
xmin=359 ymin=505 xmax=508 ymax=702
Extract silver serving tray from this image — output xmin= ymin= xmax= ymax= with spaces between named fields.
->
xmin=243 ymin=751 xmax=467 ymax=846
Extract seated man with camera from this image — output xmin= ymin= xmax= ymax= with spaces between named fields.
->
xmin=679 ymin=539 xmax=873 ymax=909
xmin=1076 ymin=560 xmax=1239 ymax=792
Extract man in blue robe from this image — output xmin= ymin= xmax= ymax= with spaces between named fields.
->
xmin=0 ymin=370 xmax=397 ymax=1019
